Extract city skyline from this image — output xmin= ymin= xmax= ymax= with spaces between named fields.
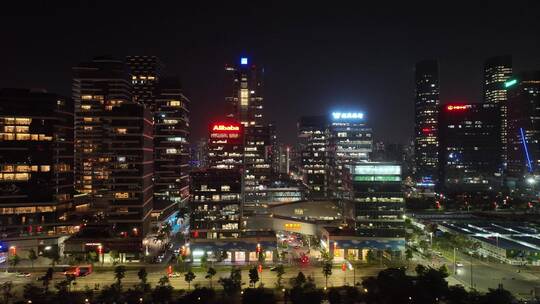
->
xmin=1 ymin=2 xmax=539 ymax=144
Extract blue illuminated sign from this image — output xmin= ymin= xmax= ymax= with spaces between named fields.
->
xmin=331 ymin=112 xmax=364 ymax=120
xmin=241 ymin=57 xmax=248 ymax=65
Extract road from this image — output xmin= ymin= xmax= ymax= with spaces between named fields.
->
xmin=413 ymin=250 xmax=539 ymax=299
xmin=1 ymin=264 xmax=381 ymax=292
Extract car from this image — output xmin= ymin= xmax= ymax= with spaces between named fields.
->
xmin=16 ymin=272 xmax=31 ymax=278
xmin=455 ymin=262 xmax=464 ymax=267
xmin=169 ymin=272 xmax=181 ymax=278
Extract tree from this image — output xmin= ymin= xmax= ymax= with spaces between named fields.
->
xmin=152 ymin=276 xmax=173 ymax=303
xmin=43 ymin=248 xmax=60 ymax=266
xmin=23 ymin=283 xmax=45 ymax=304
xmin=328 ymin=288 xmax=341 ymax=304
xmin=87 ymin=251 xmax=98 ymax=264
xmin=218 ymin=267 xmax=242 ymax=296
xmin=242 ymin=287 xmax=276 ymax=304
xmin=109 ymin=250 xmax=120 ymax=264
xmin=42 ymin=268 xmax=54 ymax=292
xmin=291 ymin=271 xmax=307 ymax=288
xmin=28 ymin=249 xmax=38 ymax=269
xmin=480 ymin=287 xmax=516 ymax=304
xmin=205 ymin=267 xmax=217 ymax=288
xmin=405 ymin=248 xmax=413 ymax=267
xmin=1 ymin=282 xmax=14 ymax=304
xmin=366 ymin=250 xmax=376 ymax=263
xmin=201 ymin=252 xmax=208 ymax=270
xmin=114 ymin=265 xmax=126 ymax=286
xmin=258 ymin=251 xmax=266 ymax=264
xmin=8 ymin=254 xmax=20 ymax=268
xmin=184 ymin=270 xmax=196 ymax=290
xmin=138 ymin=267 xmax=148 ymax=284
xmin=322 ymin=262 xmax=332 ymax=288
xmin=271 ymin=264 xmax=285 ymax=288
xmin=248 ymin=267 xmax=259 ymax=287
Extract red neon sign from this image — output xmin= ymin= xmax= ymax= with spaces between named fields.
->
xmin=446 ymin=105 xmax=470 ymax=111
xmin=211 ymin=124 xmax=240 ymax=133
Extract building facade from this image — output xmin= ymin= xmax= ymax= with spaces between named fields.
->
xmin=0 ymin=89 xmax=75 ymax=239
xmin=438 ymin=103 xmax=502 ymax=191
xmin=506 ymin=71 xmax=540 ymax=180
xmin=73 ymin=57 xmax=132 ymax=206
xmin=104 ymin=104 xmax=154 ymax=238
xmin=348 ymin=163 xmax=405 ymax=239
xmin=298 ymin=115 xmax=328 ymax=198
xmin=328 ymin=112 xmax=373 ymax=198
xmin=152 ymin=78 xmax=191 ymax=222
xmin=414 ymin=60 xmax=440 ymax=184
xmin=484 ymin=55 xmax=512 ymax=167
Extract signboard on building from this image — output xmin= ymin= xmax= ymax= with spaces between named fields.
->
xmin=209 ymin=122 xmax=243 ymax=144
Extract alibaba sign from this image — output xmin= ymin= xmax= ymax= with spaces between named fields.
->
xmin=212 ymin=124 xmax=240 ymax=132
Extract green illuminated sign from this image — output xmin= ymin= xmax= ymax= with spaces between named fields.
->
xmin=504 ymin=79 xmax=517 ymax=88
xmin=354 ymin=175 xmax=401 ymax=182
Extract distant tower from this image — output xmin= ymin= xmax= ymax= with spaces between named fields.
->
xmin=414 ymin=60 xmax=440 ymax=184
xmin=484 ymin=55 xmax=512 ymax=168
xmin=225 ymin=57 xmax=264 ymax=126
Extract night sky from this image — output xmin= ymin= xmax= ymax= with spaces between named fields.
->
xmin=1 ymin=2 xmax=539 ymax=144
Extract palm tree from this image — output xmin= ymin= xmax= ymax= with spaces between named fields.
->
xmin=205 ymin=267 xmax=217 ymax=288
xmin=1 ymin=282 xmax=14 ymax=304
xmin=271 ymin=264 xmax=285 ymax=288
xmin=248 ymin=267 xmax=259 ymax=287
xmin=114 ymin=265 xmax=126 ymax=287
xmin=27 ymin=249 xmax=38 ymax=269
xmin=184 ymin=271 xmax=196 ymax=290
xmin=322 ymin=262 xmax=332 ymax=288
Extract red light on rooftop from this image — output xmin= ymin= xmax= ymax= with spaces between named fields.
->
xmin=422 ymin=128 xmax=431 ymax=133
xmin=446 ymin=105 xmax=470 ymax=111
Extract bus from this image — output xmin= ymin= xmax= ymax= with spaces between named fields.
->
xmin=64 ymin=265 xmax=93 ymax=277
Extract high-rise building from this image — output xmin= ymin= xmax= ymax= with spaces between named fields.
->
xmin=126 ymin=55 xmax=164 ymax=108
xmin=207 ymin=121 xmax=244 ymax=170
xmin=72 ymin=58 xmax=154 ymax=254
xmin=347 ymin=162 xmax=405 ymax=239
xmin=190 ymin=169 xmax=242 ymax=240
xmin=191 ymin=138 xmax=208 ymax=169
xmin=225 ymin=58 xmax=273 ymax=214
xmin=127 ymin=56 xmax=191 ymax=224
xmin=152 ymin=77 xmax=191 ymax=221
xmin=225 ymin=57 xmax=264 ymax=126
xmin=104 ymin=104 xmax=154 ymax=237
xmin=506 ymin=71 xmax=540 ymax=179
xmin=414 ymin=60 xmax=440 ymax=184
xmin=438 ymin=103 xmax=502 ymax=191
xmin=73 ymin=57 xmax=132 ymax=204
xmin=298 ymin=115 xmax=328 ymax=198
xmin=484 ymin=55 xmax=512 ymax=167
xmin=328 ymin=111 xmax=373 ymax=198
xmin=0 ymin=89 xmax=75 ymax=241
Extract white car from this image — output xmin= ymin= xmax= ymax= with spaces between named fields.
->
xmin=169 ymin=272 xmax=181 ymax=278
xmin=455 ymin=262 xmax=464 ymax=267
xmin=16 ymin=272 xmax=31 ymax=278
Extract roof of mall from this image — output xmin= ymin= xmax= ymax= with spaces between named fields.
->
xmin=439 ymin=221 xmax=540 ymax=252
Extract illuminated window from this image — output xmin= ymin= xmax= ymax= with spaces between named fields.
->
xmin=240 ymin=89 xmax=248 ymax=106
xmin=83 ymin=117 xmax=93 ymax=122
xmin=166 ymin=148 xmax=177 ymax=154
xmin=115 ymin=192 xmax=130 ymax=199
xmin=81 ymin=105 xmax=92 ymax=110
xmin=81 ymin=95 xmax=93 ymax=100
xmin=15 ymin=118 xmax=31 ymax=125
xmin=116 ymin=128 xmax=127 ymax=134
xmin=40 ymin=165 xmax=50 ymax=172
xmin=168 ymin=100 xmax=181 ymax=107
